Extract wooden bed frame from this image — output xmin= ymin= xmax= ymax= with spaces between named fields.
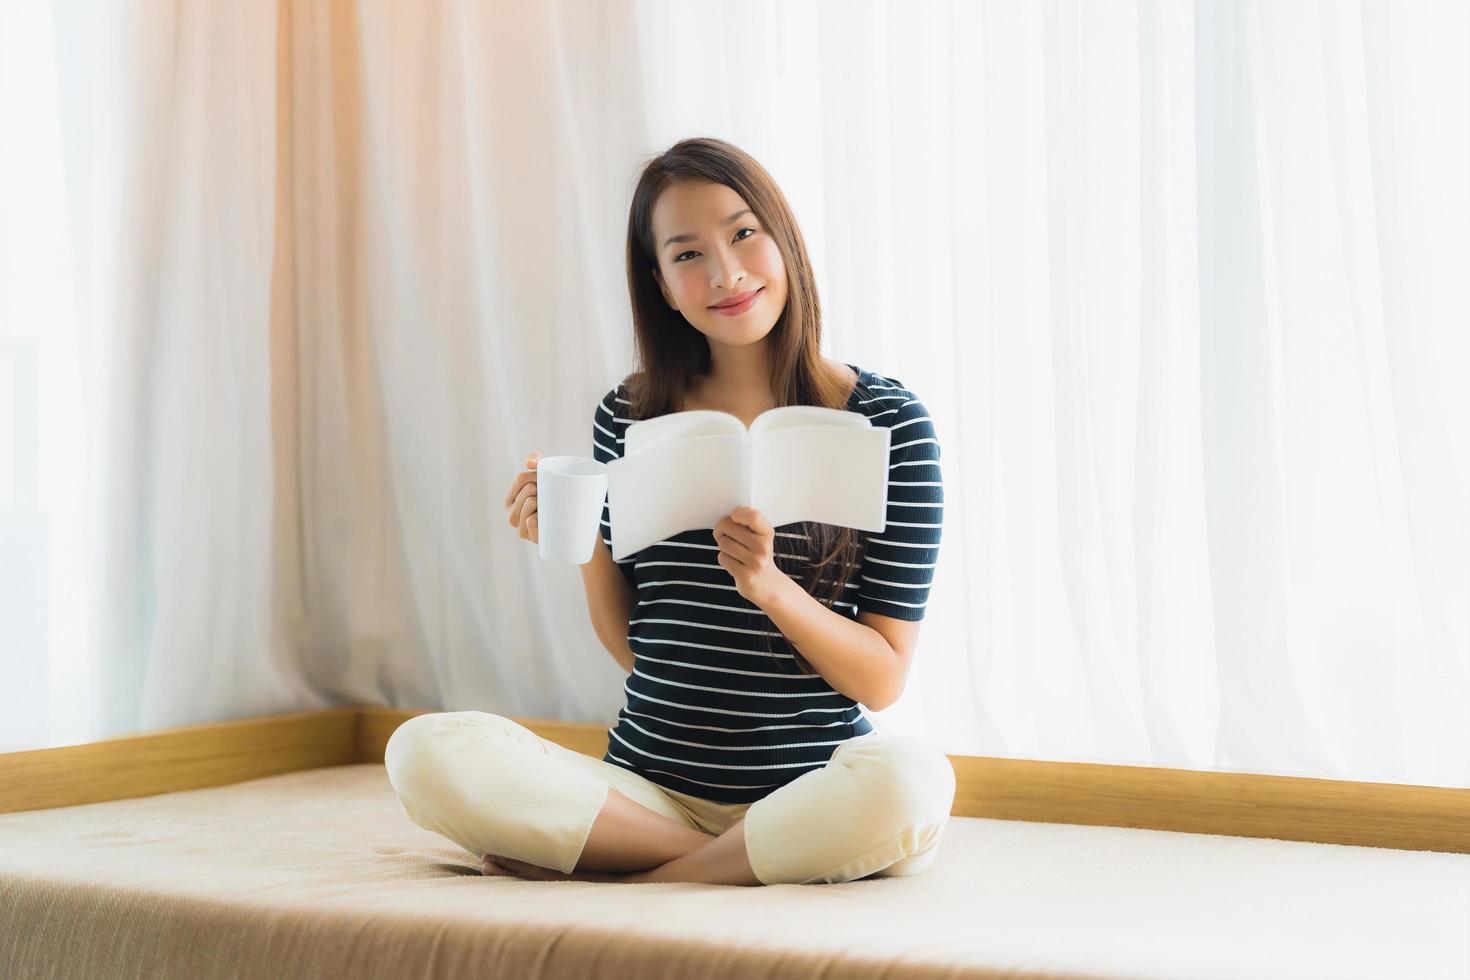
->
xmin=2 ymin=706 xmax=1466 ymax=855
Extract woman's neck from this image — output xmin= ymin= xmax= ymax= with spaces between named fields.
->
xmin=679 ymin=382 xmax=775 ymax=417
xmin=680 ymin=358 xmax=854 ymax=415
xmin=694 ymin=344 xmax=775 ymax=407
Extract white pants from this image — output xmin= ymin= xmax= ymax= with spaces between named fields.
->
xmin=384 ymin=710 xmax=957 ymax=885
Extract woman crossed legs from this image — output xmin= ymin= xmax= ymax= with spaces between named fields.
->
xmin=384 ymin=710 xmax=956 ymax=886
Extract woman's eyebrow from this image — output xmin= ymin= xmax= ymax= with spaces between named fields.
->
xmin=662 ymin=209 xmax=754 ymax=249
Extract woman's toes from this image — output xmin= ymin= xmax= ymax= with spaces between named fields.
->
xmin=480 ymin=853 xmax=620 ymax=883
xmin=498 ymin=856 xmax=556 ymax=879
xmin=484 ymin=854 xmax=554 ymax=879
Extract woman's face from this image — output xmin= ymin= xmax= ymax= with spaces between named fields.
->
xmin=649 ymin=180 xmax=788 ymax=346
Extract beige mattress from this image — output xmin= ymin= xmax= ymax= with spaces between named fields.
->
xmin=2 ymin=763 xmax=1467 ymax=979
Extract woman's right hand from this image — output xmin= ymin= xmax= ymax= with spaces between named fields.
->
xmin=505 ymin=451 xmax=540 ymax=544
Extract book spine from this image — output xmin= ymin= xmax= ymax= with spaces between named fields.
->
xmin=741 ymin=428 xmax=754 ymax=509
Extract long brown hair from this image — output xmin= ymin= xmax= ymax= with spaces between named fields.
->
xmin=620 ymin=137 xmax=871 ymax=677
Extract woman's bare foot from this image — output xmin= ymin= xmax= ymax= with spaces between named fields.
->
xmin=481 ymin=853 xmax=630 ymax=884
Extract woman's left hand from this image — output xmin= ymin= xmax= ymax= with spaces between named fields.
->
xmin=714 ymin=506 xmax=790 ymax=608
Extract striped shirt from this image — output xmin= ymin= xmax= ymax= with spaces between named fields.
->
xmin=590 ymin=364 xmax=943 ymax=803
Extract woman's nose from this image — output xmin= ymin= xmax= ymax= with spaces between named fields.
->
xmin=711 ymin=267 xmax=745 ymax=289
xmin=709 ymin=249 xmax=744 ymax=287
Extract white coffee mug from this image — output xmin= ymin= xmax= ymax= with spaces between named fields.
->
xmin=535 ymin=456 xmax=608 ymax=564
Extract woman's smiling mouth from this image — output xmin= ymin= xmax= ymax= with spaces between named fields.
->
xmin=709 ymin=287 xmax=764 ymax=315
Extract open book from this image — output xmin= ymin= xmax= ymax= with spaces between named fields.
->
xmin=604 ymin=405 xmax=891 ymax=560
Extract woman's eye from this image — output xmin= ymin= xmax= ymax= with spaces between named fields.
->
xmin=674 ymin=227 xmax=756 ymax=263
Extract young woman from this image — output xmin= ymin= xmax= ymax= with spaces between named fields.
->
xmin=385 ymin=137 xmax=953 ymax=886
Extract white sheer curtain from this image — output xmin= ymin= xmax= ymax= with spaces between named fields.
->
xmin=2 ymin=0 xmax=1465 ymax=788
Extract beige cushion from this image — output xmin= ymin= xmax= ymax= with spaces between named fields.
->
xmin=1 ymin=763 xmax=1466 ymax=978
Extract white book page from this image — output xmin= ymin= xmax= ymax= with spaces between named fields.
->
xmin=749 ymin=404 xmax=870 ymax=433
xmin=605 ymin=431 xmax=744 ymax=559
xmin=751 ymin=422 xmax=890 ymax=531
xmin=624 ymin=409 xmax=741 ymax=457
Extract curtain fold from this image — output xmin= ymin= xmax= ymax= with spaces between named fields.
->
xmin=3 ymin=0 xmax=1465 ymax=788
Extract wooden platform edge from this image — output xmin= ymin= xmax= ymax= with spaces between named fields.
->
xmin=0 ymin=706 xmax=360 ymax=815
xmin=4 ymin=705 xmax=1467 ymax=855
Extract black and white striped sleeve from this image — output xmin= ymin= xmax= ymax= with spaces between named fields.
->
xmin=854 ymin=394 xmax=943 ymax=621
xmin=591 ymin=384 xmax=638 ymax=590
